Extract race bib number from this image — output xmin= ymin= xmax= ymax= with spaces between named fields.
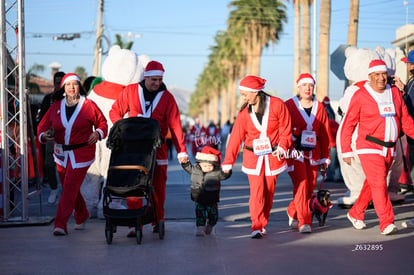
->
xmin=253 ymin=137 xmax=272 ymax=156
xmin=301 ymin=130 xmax=316 ymax=149
xmin=53 ymin=144 xmax=64 ymax=158
xmin=379 ymin=102 xmax=395 ymax=117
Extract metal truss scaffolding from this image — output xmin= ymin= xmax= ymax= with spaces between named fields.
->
xmin=0 ymin=0 xmax=28 ymax=222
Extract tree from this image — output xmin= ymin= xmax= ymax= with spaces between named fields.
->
xmin=293 ymin=0 xmax=300 ymax=94
xmin=300 ymin=0 xmax=311 ymax=74
xmin=348 ymin=0 xmax=359 ymax=46
xmin=74 ymin=66 xmax=88 ymax=82
xmin=189 ymin=0 xmax=288 ymax=122
xmin=27 ymin=63 xmax=45 ymax=94
xmin=228 ymin=0 xmax=287 ymax=76
xmin=317 ymin=0 xmax=331 ymax=101
xmin=115 ymin=33 xmax=133 ymax=49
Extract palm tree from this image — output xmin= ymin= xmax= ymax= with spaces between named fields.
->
xmin=27 ymin=63 xmax=45 ymax=94
xmin=348 ymin=0 xmax=359 ymax=46
xmin=228 ymin=0 xmax=287 ymax=76
xmin=189 ymin=0 xmax=287 ymax=122
xmin=300 ymin=0 xmax=311 ymax=74
xmin=114 ymin=34 xmax=133 ymax=49
xmin=74 ymin=66 xmax=88 ymax=82
xmin=293 ymin=0 xmax=300 ymax=94
xmin=317 ymin=0 xmax=331 ymax=101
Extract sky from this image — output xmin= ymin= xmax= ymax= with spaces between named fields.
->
xmin=22 ymin=0 xmax=412 ymax=102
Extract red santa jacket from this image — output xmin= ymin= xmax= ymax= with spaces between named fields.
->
xmin=37 ymin=96 xmax=108 ymax=169
xmin=109 ymin=83 xmax=188 ymax=164
xmin=222 ymin=96 xmax=292 ymax=176
xmin=285 ymin=96 xmax=331 ymax=168
xmin=341 ymin=83 xmax=414 ymax=157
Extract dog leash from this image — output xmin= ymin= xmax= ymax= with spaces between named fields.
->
xmin=317 ymin=168 xmax=327 ymax=191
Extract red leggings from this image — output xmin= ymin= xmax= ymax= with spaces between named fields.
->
xmin=287 ymin=159 xmax=318 ymax=228
xmin=55 ymin=162 xmax=90 ymax=233
xmin=247 ymin=169 xmax=277 ymax=232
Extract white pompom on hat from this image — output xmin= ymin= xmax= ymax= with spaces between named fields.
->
xmin=143 ymin=61 xmax=165 ymax=77
xmin=239 ymin=75 xmax=266 ymax=92
xmin=296 ymin=73 xmax=315 ymax=87
xmin=367 ymin=59 xmax=387 ymax=75
xmin=196 ymin=146 xmax=221 ymax=163
xmin=60 ymin=73 xmax=81 ymax=88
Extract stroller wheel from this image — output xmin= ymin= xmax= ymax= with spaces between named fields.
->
xmin=158 ymin=220 xmax=165 ymax=240
xmin=105 ymin=220 xmax=113 ymax=244
xmin=136 ymin=219 xmax=143 ymax=245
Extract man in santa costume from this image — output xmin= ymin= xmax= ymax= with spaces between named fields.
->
xmin=341 ymin=59 xmax=414 ymax=235
xmin=222 ymin=75 xmax=292 ymax=239
xmin=109 ymin=61 xmax=189 ymax=236
xmin=81 ymin=45 xmax=149 ymax=219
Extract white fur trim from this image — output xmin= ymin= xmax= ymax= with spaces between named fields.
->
xmin=296 ymin=78 xmax=315 ymax=87
xmin=177 ymin=152 xmax=188 ymax=159
xmin=196 ymin=152 xmax=218 ymax=162
xmin=62 ymin=75 xmax=80 ymax=86
xmin=368 ymin=65 xmax=387 ymax=74
xmin=144 ymin=70 xmax=164 ymax=77
xmin=239 ymin=85 xmax=262 ymax=92
xmin=222 ymin=164 xmax=233 ymax=171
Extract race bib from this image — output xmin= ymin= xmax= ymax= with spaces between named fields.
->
xmin=379 ymin=102 xmax=395 ymax=117
xmin=53 ymin=144 xmax=64 ymax=158
xmin=252 ymin=137 xmax=272 ymax=156
xmin=301 ymin=130 xmax=316 ymax=149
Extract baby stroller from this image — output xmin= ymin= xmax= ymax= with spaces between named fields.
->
xmin=103 ymin=116 xmax=163 ymax=244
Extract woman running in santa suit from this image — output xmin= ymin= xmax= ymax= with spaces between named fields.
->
xmin=38 ymin=73 xmax=108 ymax=236
xmin=222 ymin=75 xmax=292 ymax=239
xmin=285 ymin=73 xmax=331 ymax=233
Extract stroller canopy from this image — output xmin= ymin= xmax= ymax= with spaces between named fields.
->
xmin=107 ymin=117 xmax=161 ymax=151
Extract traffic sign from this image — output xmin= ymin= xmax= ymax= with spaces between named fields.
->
xmin=330 ymin=44 xmax=349 ymax=80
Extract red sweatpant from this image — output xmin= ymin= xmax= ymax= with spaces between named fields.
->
xmin=127 ymin=164 xmax=167 ymax=223
xmin=55 ymin=162 xmax=90 ymax=233
xmin=247 ymin=168 xmax=277 ymax=232
xmin=287 ymin=159 xmax=318 ymax=228
xmin=349 ymin=153 xmax=394 ymax=232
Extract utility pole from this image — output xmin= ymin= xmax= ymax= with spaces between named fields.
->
xmin=92 ymin=0 xmax=104 ymax=76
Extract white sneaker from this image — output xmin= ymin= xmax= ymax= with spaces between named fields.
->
xmin=74 ymin=223 xmax=85 ymax=230
xmin=381 ymin=224 xmax=398 ymax=235
xmin=347 ymin=212 xmax=367 ymax=230
xmin=251 ymin=230 xmax=263 ymax=239
xmin=401 ymin=218 xmax=414 ymax=228
xmin=388 ymin=192 xmax=405 ymax=203
xmin=299 ymin=224 xmax=312 ymax=233
xmin=205 ymin=224 xmax=214 ymax=235
xmin=53 ymin=227 xmax=66 ymax=236
xmin=287 ymin=213 xmax=299 ymax=229
xmin=196 ymin=226 xmax=205 ymax=237
xmin=261 ymin=228 xmax=267 ymax=235
xmin=48 ymin=189 xmax=59 ymax=204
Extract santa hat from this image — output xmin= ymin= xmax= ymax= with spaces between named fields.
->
xmin=296 ymin=73 xmax=315 ymax=87
xmin=322 ymin=96 xmax=330 ymax=105
xmin=239 ymin=76 xmax=266 ymax=92
xmin=368 ymin=59 xmax=387 ymax=74
xmin=60 ymin=73 xmax=80 ymax=88
xmin=143 ymin=61 xmax=165 ymax=77
xmin=196 ymin=146 xmax=221 ymax=163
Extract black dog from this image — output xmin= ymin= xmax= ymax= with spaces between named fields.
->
xmin=309 ymin=189 xmax=333 ymax=226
